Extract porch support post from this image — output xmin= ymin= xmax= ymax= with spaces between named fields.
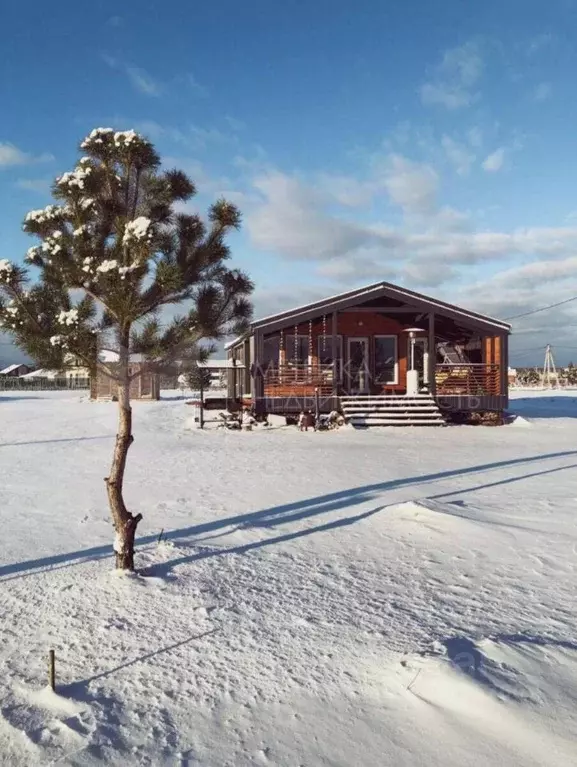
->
xmin=231 ymin=357 xmax=237 ymax=400
xmin=428 ymin=312 xmax=436 ymax=396
xmin=332 ymin=310 xmax=338 ymax=400
xmin=226 ymin=349 xmax=234 ymax=400
xmin=500 ymin=333 xmax=509 ymax=401
xmin=243 ymin=338 xmax=251 ymax=397
xmin=253 ymin=330 xmax=265 ymax=406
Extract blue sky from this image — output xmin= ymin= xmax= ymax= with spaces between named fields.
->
xmin=2 ymin=0 xmax=577 ymax=365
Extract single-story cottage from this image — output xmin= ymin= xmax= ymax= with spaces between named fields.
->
xmin=225 ymin=281 xmax=511 ymax=424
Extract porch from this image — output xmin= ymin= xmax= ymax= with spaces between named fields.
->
xmin=255 ymin=361 xmax=504 ymax=415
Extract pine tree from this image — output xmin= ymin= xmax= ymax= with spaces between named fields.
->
xmin=185 ymin=362 xmax=213 ymax=393
xmin=0 ymin=128 xmax=253 ymax=570
xmin=562 ymin=362 xmax=577 ymax=386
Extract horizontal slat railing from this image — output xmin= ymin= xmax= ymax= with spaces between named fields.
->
xmin=435 ymin=364 xmax=501 ymax=396
xmin=263 ymin=363 xmax=335 ymax=396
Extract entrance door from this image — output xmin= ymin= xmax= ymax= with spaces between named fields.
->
xmin=347 ymin=337 xmax=370 ymax=393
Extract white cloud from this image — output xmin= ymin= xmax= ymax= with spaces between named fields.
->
xmin=316 ymin=254 xmax=398 ymax=283
xmin=189 ymin=124 xmax=232 ymax=147
xmin=383 ymin=155 xmax=438 ymax=215
xmin=315 ymin=172 xmax=376 ymax=207
xmin=102 ymin=53 xmax=162 ymax=96
xmin=126 ymin=66 xmax=162 ymax=96
xmin=161 ymin=156 xmax=246 ymax=202
xmin=482 ymin=147 xmax=506 ymax=172
xmin=533 ymin=82 xmax=552 ymax=102
xmin=15 ymin=178 xmax=51 ymax=193
xmin=243 ymin=167 xmax=577 ymax=288
xmin=225 ymin=115 xmax=246 ymax=132
xmin=467 ymin=127 xmax=483 ymax=148
xmin=441 ymin=135 xmax=476 ymax=176
xmin=421 ymin=41 xmax=483 ymax=110
xmin=458 ymin=256 xmax=577 ymax=360
xmin=112 ymin=120 xmax=236 ymax=151
xmin=186 ymin=74 xmax=208 ymax=97
xmin=128 ymin=120 xmax=180 ymax=141
xmin=421 ymin=83 xmax=474 ymax=110
xmin=0 ymin=143 xmax=53 ymax=168
xmin=246 ymin=172 xmax=387 ymax=261
xmin=0 ymin=144 xmax=32 ymax=166
xmin=484 ymin=256 xmax=577 ymax=289
xmin=429 ymin=206 xmax=471 ymax=232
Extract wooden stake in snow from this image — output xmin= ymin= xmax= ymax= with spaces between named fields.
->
xmin=48 ymin=649 xmax=56 ymax=691
xmin=407 ymin=668 xmax=421 ymax=692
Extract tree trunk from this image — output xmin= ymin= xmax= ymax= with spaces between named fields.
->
xmin=105 ymin=338 xmax=142 ymax=570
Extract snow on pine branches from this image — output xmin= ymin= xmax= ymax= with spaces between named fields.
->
xmin=0 ymin=259 xmax=14 ymax=281
xmin=122 ymin=216 xmax=152 ymax=245
xmin=0 ymin=125 xmax=253 ymax=570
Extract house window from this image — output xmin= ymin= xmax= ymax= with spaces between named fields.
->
xmin=285 ymin=335 xmax=309 ymax=365
xmin=374 ymin=335 xmax=398 ymax=384
xmin=263 ymin=336 xmax=280 ymax=370
xmin=317 ymin=335 xmax=343 ymax=377
xmin=317 ymin=335 xmax=342 ymax=363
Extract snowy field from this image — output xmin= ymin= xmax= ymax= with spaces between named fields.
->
xmin=1 ymin=389 xmax=576 ymax=766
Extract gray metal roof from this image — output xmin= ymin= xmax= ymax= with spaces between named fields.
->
xmin=224 ymin=282 xmax=511 ymax=348
xmin=251 ymin=281 xmax=511 ymax=332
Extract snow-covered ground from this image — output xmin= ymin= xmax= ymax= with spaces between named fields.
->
xmin=0 ymin=389 xmax=576 ymax=766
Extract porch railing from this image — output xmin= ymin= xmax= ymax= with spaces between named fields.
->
xmin=263 ymin=363 xmax=335 ymax=395
xmin=261 ymin=362 xmax=502 ymax=397
xmin=435 ymin=363 xmax=501 ymax=396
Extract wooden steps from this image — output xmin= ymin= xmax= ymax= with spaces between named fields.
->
xmin=340 ymin=394 xmax=446 ymax=427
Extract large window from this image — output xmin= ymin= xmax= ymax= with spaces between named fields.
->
xmin=285 ymin=334 xmax=309 ymax=365
xmin=317 ymin=335 xmax=343 ymax=364
xmin=263 ymin=336 xmax=280 ymax=371
xmin=374 ymin=335 xmax=398 ymax=384
xmin=317 ymin=334 xmax=343 ymax=379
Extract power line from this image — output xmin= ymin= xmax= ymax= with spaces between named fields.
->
xmin=509 ymin=347 xmax=547 ymax=356
xmin=510 ymin=345 xmax=577 ymax=353
xmin=509 ymin=345 xmax=577 ymax=358
xmin=505 ymin=295 xmax=577 ymax=321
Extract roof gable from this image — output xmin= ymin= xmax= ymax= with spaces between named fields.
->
xmin=251 ymin=281 xmax=511 ymax=335
xmin=0 ymin=363 xmax=27 ymax=375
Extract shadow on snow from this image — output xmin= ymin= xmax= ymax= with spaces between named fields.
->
xmin=510 ymin=395 xmax=577 ymax=419
xmin=1 ymin=449 xmax=576 ymax=580
xmin=0 ymin=435 xmax=114 ymax=448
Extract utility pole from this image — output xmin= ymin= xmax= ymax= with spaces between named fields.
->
xmin=542 ymin=344 xmax=558 ymax=389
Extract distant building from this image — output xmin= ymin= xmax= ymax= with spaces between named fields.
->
xmin=0 ymin=363 xmax=32 ymax=377
xmin=19 ymin=368 xmax=59 ymax=380
xmin=90 ymin=350 xmax=160 ymax=400
xmin=19 ymin=365 xmax=91 ymax=382
xmin=197 ymin=359 xmax=236 ymax=389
